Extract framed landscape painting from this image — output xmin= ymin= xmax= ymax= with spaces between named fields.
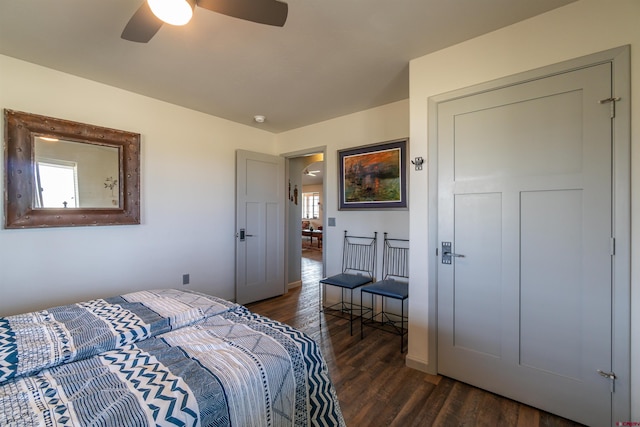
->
xmin=338 ymin=138 xmax=408 ymax=210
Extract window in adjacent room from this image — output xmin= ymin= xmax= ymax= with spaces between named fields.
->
xmin=302 ymin=192 xmax=319 ymax=219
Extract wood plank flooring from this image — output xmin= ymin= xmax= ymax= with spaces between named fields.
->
xmin=247 ymin=250 xmax=584 ymax=427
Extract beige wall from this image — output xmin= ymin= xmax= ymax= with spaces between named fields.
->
xmin=277 ymin=100 xmax=410 ymax=285
xmin=0 ymin=55 xmax=276 ymax=315
xmin=0 ymin=56 xmax=409 ymax=314
xmin=408 ymin=0 xmax=639 ymax=416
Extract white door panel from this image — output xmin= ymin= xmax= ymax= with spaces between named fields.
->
xmin=452 ymin=192 xmax=502 ymax=356
xmin=452 ymin=90 xmax=584 ymax=181
xmin=236 ymin=150 xmax=285 ymax=304
xmin=437 ymin=63 xmax=612 ymax=425
xmin=520 ymin=189 xmax=583 ymax=379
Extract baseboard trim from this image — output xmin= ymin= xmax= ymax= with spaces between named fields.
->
xmin=405 ymin=354 xmax=436 ymax=375
xmin=288 ymin=280 xmax=302 ymax=290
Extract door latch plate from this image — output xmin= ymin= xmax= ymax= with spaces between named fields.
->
xmin=442 ymin=242 xmax=452 ymax=264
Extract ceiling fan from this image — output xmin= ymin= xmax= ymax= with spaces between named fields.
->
xmin=122 ymin=0 xmax=288 ymax=43
xmin=304 ymin=169 xmax=321 ymax=177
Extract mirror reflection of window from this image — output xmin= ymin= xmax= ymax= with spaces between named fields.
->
xmin=34 ymin=136 xmax=120 ymax=208
xmin=35 ymin=160 xmax=79 ymax=208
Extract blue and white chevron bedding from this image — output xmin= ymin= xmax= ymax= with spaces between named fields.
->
xmin=0 ymin=306 xmax=345 ymax=427
xmin=0 ymin=289 xmax=238 ymax=384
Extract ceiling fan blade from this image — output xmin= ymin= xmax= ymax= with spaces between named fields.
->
xmin=197 ymin=0 xmax=288 ymax=27
xmin=121 ymin=2 xmax=164 ymax=43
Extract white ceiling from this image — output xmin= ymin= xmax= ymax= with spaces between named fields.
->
xmin=0 ymin=0 xmax=577 ymax=133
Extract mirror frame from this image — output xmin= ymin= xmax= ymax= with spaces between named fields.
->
xmin=4 ymin=109 xmax=140 ymax=228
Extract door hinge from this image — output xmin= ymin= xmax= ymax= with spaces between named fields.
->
xmin=598 ymin=97 xmax=621 ymax=118
xmin=597 ymin=369 xmax=617 ymax=392
xmin=610 ymin=237 xmax=616 ymax=256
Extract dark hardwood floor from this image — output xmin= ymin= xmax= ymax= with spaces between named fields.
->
xmin=246 ymin=249 xmax=584 ymax=427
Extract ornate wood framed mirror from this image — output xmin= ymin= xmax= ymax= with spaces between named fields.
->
xmin=4 ymin=110 xmax=140 ymax=228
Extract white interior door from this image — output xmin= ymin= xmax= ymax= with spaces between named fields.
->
xmin=436 ymin=63 xmax=614 ymax=425
xmin=236 ymin=150 xmax=285 ymax=305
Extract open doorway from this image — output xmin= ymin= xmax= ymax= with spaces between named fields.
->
xmin=286 ymin=151 xmax=324 ymax=291
xmin=301 ymin=161 xmax=323 ymax=254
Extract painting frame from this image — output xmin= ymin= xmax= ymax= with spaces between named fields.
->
xmin=338 ymin=138 xmax=408 ymax=210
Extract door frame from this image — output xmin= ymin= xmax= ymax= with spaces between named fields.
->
xmin=281 ymin=146 xmax=328 ymax=289
xmin=427 ymin=46 xmax=630 ymax=420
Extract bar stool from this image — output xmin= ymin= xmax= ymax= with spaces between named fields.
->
xmin=360 ymin=233 xmax=409 ymax=352
xmin=319 ymin=230 xmax=377 ymax=335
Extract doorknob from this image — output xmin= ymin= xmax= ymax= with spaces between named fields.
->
xmin=237 ymin=229 xmax=256 ymax=242
xmin=441 ymin=242 xmax=465 ymax=264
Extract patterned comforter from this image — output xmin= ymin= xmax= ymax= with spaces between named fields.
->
xmin=0 ymin=289 xmax=238 ymax=384
xmin=0 ymin=290 xmax=345 ymax=427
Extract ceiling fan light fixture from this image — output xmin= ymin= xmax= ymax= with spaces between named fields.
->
xmin=147 ymin=0 xmax=195 ymax=26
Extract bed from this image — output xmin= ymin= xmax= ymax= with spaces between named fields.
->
xmin=0 ymin=289 xmax=345 ymax=426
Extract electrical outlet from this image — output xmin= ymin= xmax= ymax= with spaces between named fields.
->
xmin=182 ymin=274 xmax=190 ymax=285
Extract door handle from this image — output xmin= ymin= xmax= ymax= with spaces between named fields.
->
xmin=443 ymin=251 xmax=465 ymax=258
xmin=441 ymin=242 xmax=465 ymax=264
xmin=236 ymin=229 xmax=257 ymax=241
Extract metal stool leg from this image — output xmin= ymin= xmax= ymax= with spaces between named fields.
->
xmin=349 ymin=289 xmax=353 ymax=336
xmin=319 ymin=282 xmax=324 ymax=330
xmin=401 ymin=298 xmax=404 ymax=353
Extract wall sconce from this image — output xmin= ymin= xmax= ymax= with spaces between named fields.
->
xmin=411 ymin=156 xmax=425 ymax=171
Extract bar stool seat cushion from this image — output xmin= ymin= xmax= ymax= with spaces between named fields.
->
xmin=320 ymin=273 xmax=373 ymax=289
xmin=361 ymin=280 xmax=408 ymax=300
